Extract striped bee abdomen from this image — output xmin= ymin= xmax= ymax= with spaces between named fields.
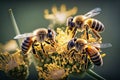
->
xmin=91 ymin=19 xmax=105 ymax=32
xmin=86 ymin=46 xmax=103 ymax=66
xmin=21 ymin=37 xmax=33 ymax=54
xmin=90 ymin=52 xmax=103 ymax=66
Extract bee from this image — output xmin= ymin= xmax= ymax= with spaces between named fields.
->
xmin=14 ymin=28 xmax=56 ymax=57
xmin=67 ymin=38 xmax=112 ymax=66
xmin=66 ymin=8 xmax=104 ymax=41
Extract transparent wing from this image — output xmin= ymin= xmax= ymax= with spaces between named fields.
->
xmin=14 ymin=33 xmax=34 ymax=39
xmin=89 ymin=43 xmax=112 ymax=48
xmin=84 ymin=8 xmax=101 ymax=18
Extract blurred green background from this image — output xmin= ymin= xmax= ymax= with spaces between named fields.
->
xmin=0 ymin=0 xmax=119 ymax=80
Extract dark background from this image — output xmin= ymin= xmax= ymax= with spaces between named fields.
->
xmin=0 ymin=0 xmax=120 ymax=80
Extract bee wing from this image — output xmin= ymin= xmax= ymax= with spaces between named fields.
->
xmin=14 ymin=33 xmax=34 ymax=39
xmin=90 ymin=43 xmax=112 ymax=48
xmin=84 ymin=8 xmax=101 ymax=18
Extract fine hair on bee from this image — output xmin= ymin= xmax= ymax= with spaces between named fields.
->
xmin=75 ymin=39 xmax=104 ymax=66
xmin=66 ymin=8 xmax=105 ymax=41
xmin=14 ymin=28 xmax=56 ymax=58
xmin=67 ymin=38 xmax=104 ymax=67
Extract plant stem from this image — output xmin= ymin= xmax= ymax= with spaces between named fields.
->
xmin=86 ymin=69 xmax=106 ymax=80
xmin=9 ymin=9 xmax=21 ymax=47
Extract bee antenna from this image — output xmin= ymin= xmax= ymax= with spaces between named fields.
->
xmin=48 ymin=28 xmax=51 ymax=33
xmin=70 ymin=16 xmax=74 ymax=21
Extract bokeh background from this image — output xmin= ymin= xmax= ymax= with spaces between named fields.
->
xmin=0 ymin=0 xmax=119 ymax=80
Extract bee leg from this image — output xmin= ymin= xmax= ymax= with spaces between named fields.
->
xmin=32 ymin=41 xmax=37 ymax=54
xmin=67 ymin=49 xmax=73 ymax=58
xmin=85 ymin=25 xmax=89 ymax=40
xmin=32 ymin=40 xmax=40 ymax=58
xmin=45 ymin=40 xmax=50 ymax=44
xmin=40 ymin=43 xmax=48 ymax=57
xmin=40 ymin=43 xmax=45 ymax=53
xmin=65 ymin=27 xmax=70 ymax=35
xmin=72 ymin=27 xmax=77 ymax=38
xmin=92 ymin=29 xmax=102 ymax=41
xmin=67 ymin=49 xmax=77 ymax=55
xmin=67 ymin=49 xmax=77 ymax=58
xmin=81 ymin=54 xmax=87 ymax=71
xmin=84 ymin=53 xmax=88 ymax=71
xmin=45 ymin=40 xmax=54 ymax=47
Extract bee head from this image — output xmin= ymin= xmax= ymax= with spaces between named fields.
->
xmin=73 ymin=15 xmax=85 ymax=30
xmin=33 ymin=28 xmax=47 ymax=42
xmin=75 ymin=39 xmax=87 ymax=51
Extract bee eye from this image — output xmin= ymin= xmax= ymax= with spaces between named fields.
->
xmin=48 ymin=32 xmax=52 ymax=38
xmin=70 ymin=22 xmax=75 ymax=27
xmin=70 ymin=41 xmax=75 ymax=47
xmin=68 ymin=21 xmax=75 ymax=28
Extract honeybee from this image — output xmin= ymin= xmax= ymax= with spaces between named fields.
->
xmin=14 ymin=28 xmax=56 ymax=57
xmin=66 ymin=8 xmax=104 ymax=41
xmin=67 ymin=38 xmax=112 ymax=66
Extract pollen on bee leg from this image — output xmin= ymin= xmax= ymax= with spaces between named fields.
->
xmin=101 ymin=53 xmax=106 ymax=58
